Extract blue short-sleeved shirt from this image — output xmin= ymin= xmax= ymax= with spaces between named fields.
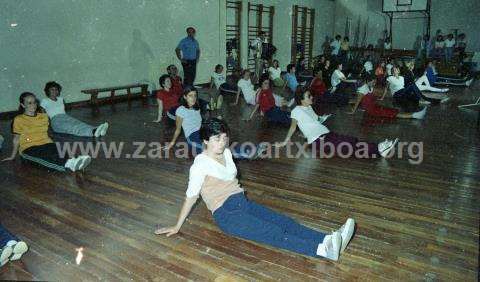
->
xmin=177 ymin=37 xmax=199 ymax=60
xmin=285 ymin=73 xmax=298 ymax=92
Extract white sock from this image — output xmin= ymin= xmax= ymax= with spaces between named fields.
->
xmin=412 ymin=107 xmax=426 ymax=119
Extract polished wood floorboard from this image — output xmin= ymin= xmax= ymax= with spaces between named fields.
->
xmin=0 ymin=84 xmax=479 ymax=281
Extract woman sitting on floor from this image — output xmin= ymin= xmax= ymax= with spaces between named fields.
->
xmin=403 ymin=61 xmax=449 ymax=93
xmin=154 ymin=74 xmax=182 ymax=123
xmin=349 ymin=76 xmax=427 ymax=120
xmin=1 ymin=222 xmax=28 ymax=267
xmin=165 ymin=86 xmax=264 ymax=159
xmin=383 ymin=66 xmax=448 ymax=112
xmin=277 ymin=89 xmax=398 ymax=159
xmin=156 ymin=118 xmax=356 ymax=261
xmin=2 ymin=92 xmax=91 ymax=172
xmin=41 ymin=81 xmax=109 ymax=138
xmin=248 ymin=77 xmax=291 ymax=125
xmin=268 ymin=59 xmax=285 ymax=87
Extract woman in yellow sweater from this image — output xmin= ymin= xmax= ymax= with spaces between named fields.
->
xmin=2 ymin=92 xmax=91 ymax=172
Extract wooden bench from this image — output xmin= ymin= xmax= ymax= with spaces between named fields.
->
xmin=81 ymin=83 xmax=149 ymax=114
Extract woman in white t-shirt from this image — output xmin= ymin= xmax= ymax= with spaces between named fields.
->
xmin=268 ymin=60 xmax=284 ymax=87
xmin=233 ymin=70 xmax=258 ymax=120
xmin=166 ymin=86 xmax=264 ymax=159
xmin=210 ymin=64 xmax=237 ymax=111
xmin=330 ymin=63 xmax=357 ymax=94
xmin=384 ymin=66 xmax=446 ymax=112
xmin=278 ymin=90 xmax=398 ymax=159
xmin=156 ymin=118 xmax=356 ymax=261
xmin=40 ymin=81 xmax=109 ymax=138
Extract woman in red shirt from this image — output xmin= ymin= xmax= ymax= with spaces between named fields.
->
xmin=154 ymin=74 xmax=181 ymax=123
xmin=309 ymin=68 xmax=327 ymax=104
xmin=248 ymin=77 xmax=290 ymax=125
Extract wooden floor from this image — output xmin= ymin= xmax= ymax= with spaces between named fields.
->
xmin=0 ymin=84 xmax=479 ymax=281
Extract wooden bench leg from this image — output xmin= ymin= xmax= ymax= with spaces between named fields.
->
xmin=110 ymin=90 xmax=116 ymax=112
xmin=141 ymin=85 xmax=148 ymax=107
xmin=91 ymin=92 xmax=100 ymax=115
xmin=127 ymin=88 xmax=132 ymax=109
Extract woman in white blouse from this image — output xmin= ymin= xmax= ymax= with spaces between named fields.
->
xmin=268 ymin=60 xmax=284 ymax=87
xmin=156 ymin=118 xmax=356 ymax=261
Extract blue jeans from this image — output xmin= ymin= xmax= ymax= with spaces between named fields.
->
xmin=0 ymin=223 xmax=18 ymax=247
xmin=213 ymin=193 xmax=326 ymax=257
xmin=186 ymin=131 xmax=261 ymax=159
xmin=265 ymin=107 xmax=291 ymax=125
xmin=445 ymin=47 xmax=454 ymax=62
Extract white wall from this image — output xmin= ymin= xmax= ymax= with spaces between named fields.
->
xmin=0 ymin=0 xmax=337 ymax=113
xmin=0 ymin=0 xmax=226 ymax=112
xmin=333 ymin=0 xmax=480 ymax=51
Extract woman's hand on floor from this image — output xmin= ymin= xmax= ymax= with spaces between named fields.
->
xmin=155 ymin=226 xmax=180 ymax=237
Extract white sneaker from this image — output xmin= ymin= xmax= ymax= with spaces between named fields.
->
xmin=77 ymin=155 xmax=92 ymax=171
xmin=99 ymin=122 xmax=109 ymax=136
xmin=440 ymin=97 xmax=450 ymax=104
xmin=419 ymin=100 xmax=431 ymax=105
xmin=465 ymin=78 xmax=473 ymax=87
xmin=10 ymin=241 xmax=28 ymax=261
xmin=378 ymin=138 xmax=398 ymax=158
xmin=338 ymin=218 xmax=355 ymax=253
xmin=65 ymin=157 xmax=82 ymax=172
xmin=0 ymin=245 xmax=13 ymax=267
xmin=412 ymin=107 xmax=427 ymax=119
xmin=441 ymin=88 xmax=450 ymax=92
xmin=94 ymin=126 xmax=102 ymax=138
xmin=322 ymin=232 xmax=341 ymax=261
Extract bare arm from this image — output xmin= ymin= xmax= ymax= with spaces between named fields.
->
xmin=175 ymin=48 xmax=183 ymax=62
xmin=348 ymin=94 xmax=363 ymax=114
xmin=277 ymin=119 xmax=298 ymax=147
xmin=210 ymin=77 xmax=214 ymax=89
xmin=2 ymin=134 xmax=20 ymax=161
xmin=248 ymin=104 xmax=259 ymax=121
xmin=154 ymin=99 xmax=163 ymax=122
xmin=380 ymin=82 xmax=389 ymax=100
xmin=166 ymin=116 xmax=183 ymax=149
xmin=233 ymin=88 xmax=241 ymax=105
xmin=155 ymin=196 xmax=198 ymax=236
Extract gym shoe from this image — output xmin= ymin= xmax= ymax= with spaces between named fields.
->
xmin=441 ymin=88 xmax=450 ymax=92
xmin=99 ymin=122 xmax=109 ymax=136
xmin=419 ymin=100 xmax=431 ymax=105
xmin=378 ymin=138 xmax=398 ymax=158
xmin=324 ymin=232 xmax=341 ymax=261
xmin=77 ymin=155 xmax=92 ymax=171
xmin=338 ymin=218 xmax=355 ymax=253
xmin=440 ymin=97 xmax=450 ymax=104
xmin=9 ymin=241 xmax=28 ymax=261
xmin=94 ymin=126 xmax=102 ymax=138
xmin=466 ymin=78 xmax=473 ymax=87
xmin=412 ymin=107 xmax=427 ymax=119
xmin=0 ymin=245 xmax=13 ymax=267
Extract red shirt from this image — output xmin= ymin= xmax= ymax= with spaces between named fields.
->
xmin=156 ymin=89 xmax=180 ymax=112
xmin=310 ymin=77 xmax=327 ymax=96
xmin=170 ymin=76 xmax=183 ymax=97
xmin=257 ymin=89 xmax=275 ymax=113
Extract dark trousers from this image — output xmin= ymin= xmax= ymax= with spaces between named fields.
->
xmin=393 ymin=84 xmax=440 ymax=112
xmin=316 ymin=91 xmax=350 ymax=106
xmin=312 ymin=132 xmax=379 ymax=158
xmin=0 ymin=223 xmax=18 ymax=247
xmin=182 ymin=59 xmax=197 ymax=86
xmin=213 ymin=193 xmax=326 ymax=257
xmin=21 ymin=143 xmax=67 ymax=172
xmin=265 ymin=107 xmax=291 ymax=125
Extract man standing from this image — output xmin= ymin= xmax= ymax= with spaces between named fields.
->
xmin=250 ymin=31 xmax=266 ymax=80
xmin=176 ymin=27 xmax=200 ymax=86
